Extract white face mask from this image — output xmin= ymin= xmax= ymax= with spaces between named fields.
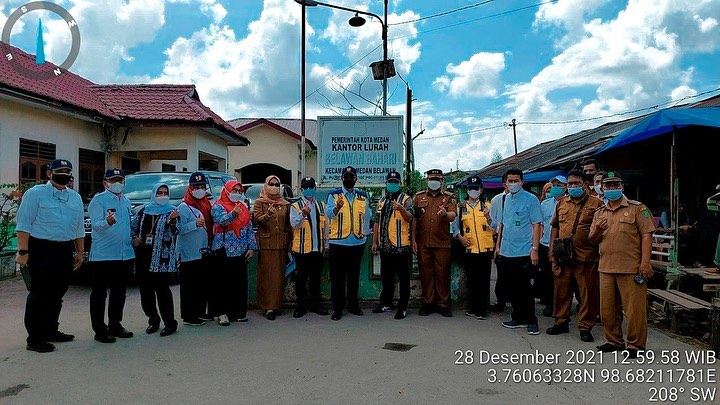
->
xmin=155 ymin=196 xmax=170 ymax=205
xmin=192 ymin=189 xmax=206 ymax=199
xmin=427 ymin=180 xmax=442 ymax=191
xmin=467 ymin=189 xmax=481 ymax=199
xmin=507 ymin=183 xmax=522 ymax=194
xmin=108 ymin=182 xmax=124 ymax=194
xmin=593 ymin=185 xmax=603 ymax=195
xmin=228 ymin=193 xmax=244 ymax=202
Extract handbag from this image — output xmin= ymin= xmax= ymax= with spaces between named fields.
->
xmin=551 ymin=196 xmax=587 ymax=265
xmin=201 ymin=226 xmax=227 ymax=258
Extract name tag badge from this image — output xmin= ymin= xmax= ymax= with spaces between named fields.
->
xmin=145 ymin=235 xmax=154 ymax=246
xmin=515 ymin=220 xmax=521 ymax=227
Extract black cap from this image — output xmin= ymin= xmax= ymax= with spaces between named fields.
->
xmin=342 ymin=166 xmax=357 ymax=178
xmin=104 ymin=168 xmax=125 ymax=179
xmin=466 ymin=176 xmax=483 ymax=188
xmin=50 ymin=159 xmax=72 ymax=171
xmin=386 ymin=171 xmax=401 ymax=181
xmin=189 ymin=171 xmax=208 ymax=185
xmin=301 ymin=176 xmax=316 ymax=188
xmin=601 ymin=171 xmax=623 ymax=183
xmin=426 ymin=169 xmax=443 ymax=178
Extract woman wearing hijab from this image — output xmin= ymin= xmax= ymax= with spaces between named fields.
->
xmin=252 ymin=175 xmax=292 ymax=320
xmin=177 ymin=172 xmax=213 ymax=326
xmin=211 ymin=180 xmax=256 ymax=326
xmin=132 ymin=183 xmax=180 ymax=337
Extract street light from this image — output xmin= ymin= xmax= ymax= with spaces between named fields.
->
xmin=295 ymin=0 xmax=391 ymax=115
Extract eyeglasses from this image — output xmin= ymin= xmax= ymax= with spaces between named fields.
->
xmin=268 ymin=182 xmax=280 ymax=187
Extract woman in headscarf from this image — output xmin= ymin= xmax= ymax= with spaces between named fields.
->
xmin=211 ymin=180 xmax=256 ymax=326
xmin=131 ymin=183 xmax=180 ymax=337
xmin=177 ymin=172 xmax=213 ymax=326
xmin=252 ymin=175 xmax=292 ymax=320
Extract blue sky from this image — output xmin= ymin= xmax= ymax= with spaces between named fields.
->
xmin=2 ymin=0 xmax=720 ymax=173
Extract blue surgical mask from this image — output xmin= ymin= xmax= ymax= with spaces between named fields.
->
xmin=604 ymin=189 xmax=623 ymax=201
xmin=155 ymin=196 xmax=170 ymax=205
xmin=386 ymin=182 xmax=400 ymax=193
xmin=548 ymin=186 xmax=564 ymax=198
xmin=507 ymin=183 xmax=522 ymax=194
xmin=302 ymin=188 xmax=316 ymax=199
xmin=567 ymin=187 xmax=584 ymax=198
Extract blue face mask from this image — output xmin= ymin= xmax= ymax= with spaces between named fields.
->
xmin=302 ymin=188 xmax=316 ymax=199
xmin=548 ymin=186 xmax=564 ymax=198
xmin=567 ymin=187 xmax=584 ymax=198
xmin=604 ymin=189 xmax=623 ymax=201
xmin=386 ymin=182 xmax=401 ymax=193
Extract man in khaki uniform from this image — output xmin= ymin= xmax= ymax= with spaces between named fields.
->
xmin=589 ymin=171 xmax=655 ymax=358
xmin=548 ymin=170 xmax=604 ymax=342
xmin=412 ymin=169 xmax=457 ymax=317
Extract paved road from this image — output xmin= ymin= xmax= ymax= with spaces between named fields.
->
xmin=0 ymin=277 xmax=717 ymax=404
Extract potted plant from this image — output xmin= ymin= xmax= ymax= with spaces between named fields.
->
xmin=0 ymin=183 xmax=23 ymax=279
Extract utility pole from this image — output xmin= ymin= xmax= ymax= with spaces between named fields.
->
xmin=405 ymin=85 xmax=412 ymax=187
xmin=382 ymin=0 xmax=388 ymax=115
xmin=509 ymin=118 xmax=518 ymax=155
xmin=300 ymin=4 xmax=306 ymax=178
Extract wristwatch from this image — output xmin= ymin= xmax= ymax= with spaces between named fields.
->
xmin=18 ymin=249 xmax=29 ymax=255
xmin=531 ymin=246 xmax=539 ymax=251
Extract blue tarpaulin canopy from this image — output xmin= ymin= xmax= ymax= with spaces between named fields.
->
xmin=597 ymin=107 xmax=720 ymax=153
xmin=479 ymin=169 xmax=566 ymax=188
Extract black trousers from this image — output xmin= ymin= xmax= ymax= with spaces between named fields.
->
xmin=328 ymin=244 xmax=365 ymax=313
xmin=24 ymin=237 xmax=74 ymax=344
xmin=214 ymin=255 xmax=248 ymax=319
xmin=463 ymin=252 xmax=492 ymax=317
xmin=89 ymin=259 xmax=133 ymax=334
xmin=294 ymin=251 xmax=323 ymax=310
xmin=535 ymin=244 xmax=554 ymax=307
xmin=138 ymin=270 xmax=177 ymax=329
xmin=379 ymin=251 xmax=411 ymax=311
xmin=497 ymin=255 xmax=538 ymax=325
xmin=494 ymin=256 xmax=511 ymax=306
xmin=180 ymin=257 xmax=208 ymax=321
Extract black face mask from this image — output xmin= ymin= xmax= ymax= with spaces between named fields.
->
xmin=52 ymin=173 xmax=72 ymax=186
xmin=343 ymin=178 xmax=356 ymax=189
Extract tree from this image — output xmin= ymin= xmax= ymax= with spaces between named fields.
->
xmin=405 ymin=170 xmax=425 ymax=195
xmin=491 ymin=150 xmax=502 ymax=164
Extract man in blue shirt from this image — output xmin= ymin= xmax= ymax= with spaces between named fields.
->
xmin=15 ymin=159 xmax=85 ymax=353
xmin=88 ymin=169 xmax=135 ymax=343
xmin=495 ymin=168 xmax=543 ymax=335
xmin=537 ymin=175 xmax=567 ymax=317
xmin=326 ymin=166 xmax=372 ymax=321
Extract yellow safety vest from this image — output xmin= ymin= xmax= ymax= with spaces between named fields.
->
xmin=376 ymin=194 xmax=412 ymax=248
xmin=460 ymin=200 xmax=494 ymax=253
xmin=328 ymin=190 xmax=367 ymax=240
xmin=291 ymin=199 xmax=326 ymax=254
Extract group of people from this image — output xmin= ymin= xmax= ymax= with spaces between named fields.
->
xmin=15 ymin=158 xmax=654 ymax=359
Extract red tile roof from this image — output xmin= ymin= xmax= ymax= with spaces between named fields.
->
xmin=0 ymin=43 xmax=247 ymax=144
xmin=229 ymin=118 xmax=317 ymax=149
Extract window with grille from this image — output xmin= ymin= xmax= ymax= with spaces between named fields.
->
xmin=79 ymin=148 xmax=105 ymax=202
xmin=19 ymin=138 xmax=56 ymax=185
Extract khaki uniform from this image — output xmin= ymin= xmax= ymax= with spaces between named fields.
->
xmin=253 ymin=202 xmax=292 ymax=311
xmin=550 ymin=194 xmax=604 ymax=330
xmin=414 ymin=190 xmax=457 ymax=309
xmin=589 ymin=196 xmax=655 ymax=349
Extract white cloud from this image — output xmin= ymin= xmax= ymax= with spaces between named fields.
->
xmin=670 ymin=85 xmax=697 ymax=101
xmin=433 ymin=52 xmax=505 ymax=98
xmin=534 ymin=0 xmax=610 ymax=46
xmin=167 ymin=0 xmax=227 ymax=23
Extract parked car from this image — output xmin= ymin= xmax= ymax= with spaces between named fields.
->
xmin=75 ymin=171 xmax=236 ymax=283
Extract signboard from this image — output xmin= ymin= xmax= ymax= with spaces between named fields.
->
xmin=317 ymin=116 xmax=403 ymax=187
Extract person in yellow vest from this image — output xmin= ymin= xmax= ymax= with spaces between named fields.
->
xmin=412 ymin=169 xmax=458 ymax=317
xmin=326 ymin=166 xmax=372 ymax=321
xmin=289 ymin=177 xmax=329 ymax=318
xmin=371 ymin=171 xmax=414 ymax=320
xmin=452 ymin=176 xmax=494 ymax=320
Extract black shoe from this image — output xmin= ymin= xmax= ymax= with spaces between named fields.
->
xmin=440 ymin=308 xmax=453 ymax=317
xmin=597 ymin=343 xmax=623 ymax=353
xmin=26 ymin=341 xmax=55 ymax=353
xmin=293 ymin=309 xmax=307 ymax=318
xmin=546 ymin=324 xmax=570 ymax=335
xmin=311 ymin=306 xmax=329 ymax=316
xmin=47 ymin=331 xmax=75 ymax=342
xmin=542 ymin=306 xmax=553 ymax=317
xmin=625 ymin=349 xmax=638 ymax=359
xmin=183 ymin=319 xmax=206 ymax=326
xmin=146 ymin=324 xmax=160 ymax=334
xmin=331 ymin=312 xmax=342 ymax=321
xmin=348 ymin=308 xmax=364 ymax=316
xmin=372 ymin=304 xmax=391 ymax=313
xmin=418 ymin=305 xmax=433 ymax=316
xmin=394 ymin=310 xmax=407 ymax=320
xmin=94 ymin=333 xmax=116 ymax=344
xmin=491 ymin=303 xmax=505 ymax=313
xmin=265 ymin=311 xmax=276 ymax=321
xmin=109 ymin=326 xmax=134 ymax=339
xmin=580 ymin=330 xmax=595 ymax=342
xmin=159 ymin=327 xmax=176 ymax=337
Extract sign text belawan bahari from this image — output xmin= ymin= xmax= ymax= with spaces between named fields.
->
xmin=318 ymin=116 xmax=403 ymax=187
